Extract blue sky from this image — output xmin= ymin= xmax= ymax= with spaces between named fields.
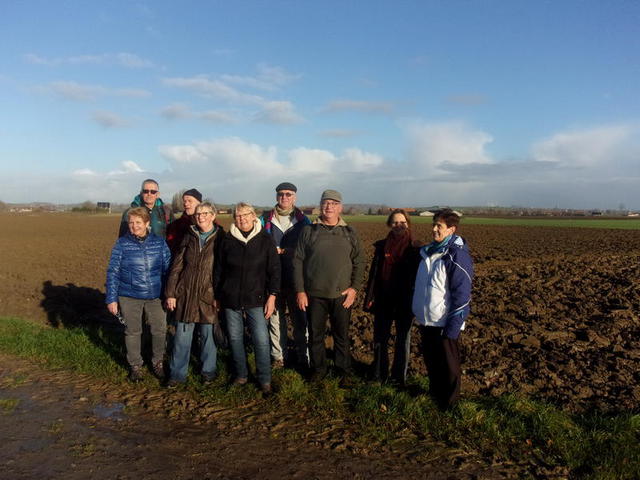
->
xmin=1 ymin=0 xmax=639 ymax=208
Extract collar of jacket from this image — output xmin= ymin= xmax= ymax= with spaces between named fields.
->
xmin=131 ymin=195 xmax=164 ymax=209
xmin=421 ymin=234 xmax=458 ymax=258
xmin=313 ymin=216 xmax=348 ymax=227
xmin=230 ymin=220 xmax=262 ymax=244
xmin=264 ymin=206 xmax=307 ymax=233
xmin=189 ymin=223 xmax=218 ymax=239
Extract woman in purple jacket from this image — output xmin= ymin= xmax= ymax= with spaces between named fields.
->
xmin=106 ymin=207 xmax=171 ymax=382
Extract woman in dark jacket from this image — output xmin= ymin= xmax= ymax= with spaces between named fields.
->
xmin=165 ymin=202 xmax=224 ymax=386
xmin=364 ymin=209 xmax=421 ymax=385
xmin=106 ymin=207 xmax=171 ymax=382
xmin=214 ymin=202 xmax=281 ymax=394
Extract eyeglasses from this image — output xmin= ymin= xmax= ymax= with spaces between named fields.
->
xmin=277 ymin=192 xmax=294 ymax=197
xmin=235 ymin=212 xmax=254 ymax=219
xmin=321 ymin=201 xmax=340 ymax=207
xmin=195 ymin=212 xmax=214 ymax=217
xmin=141 ymin=189 xmax=158 ymax=194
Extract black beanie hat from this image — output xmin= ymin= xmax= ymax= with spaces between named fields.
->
xmin=183 ymin=188 xmax=203 ymax=202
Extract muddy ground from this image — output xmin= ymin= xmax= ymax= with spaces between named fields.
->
xmin=0 ymin=213 xmax=639 ymax=415
xmin=1 ymin=355 xmax=514 ymax=479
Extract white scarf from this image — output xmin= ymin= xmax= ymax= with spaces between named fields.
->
xmin=230 ymin=219 xmax=262 ymax=244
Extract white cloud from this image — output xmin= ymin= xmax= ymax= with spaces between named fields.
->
xmin=24 ymin=52 xmax=154 ymax=68
xmin=221 ymin=64 xmax=301 ymax=91
xmin=341 ymin=148 xmax=383 ymax=172
xmin=406 ymin=121 xmax=494 ymax=172
xmin=163 ymin=76 xmax=265 ymax=105
xmin=323 ymin=99 xmax=395 ymax=114
xmin=91 ymin=111 xmax=131 ymax=128
xmin=160 ymin=103 xmax=193 ymax=119
xmin=319 ymin=129 xmax=362 ymax=138
xmin=72 ymin=168 xmax=97 ymax=176
xmin=289 ymin=148 xmax=337 ymax=173
xmin=253 ymin=101 xmax=304 ymax=125
xmin=531 ymin=125 xmax=635 ymax=167
xmin=42 ymin=81 xmax=151 ymax=101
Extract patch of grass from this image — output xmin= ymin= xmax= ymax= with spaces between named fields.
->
xmin=0 ymin=397 xmax=19 ymax=413
xmin=1 ymin=316 xmax=638 ymax=478
xmin=344 ymin=215 xmax=640 ymax=229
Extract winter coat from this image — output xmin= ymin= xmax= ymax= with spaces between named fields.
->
xmin=165 ymin=213 xmax=195 ymax=255
xmin=105 ymin=232 xmax=171 ymax=304
xmin=165 ymin=225 xmax=224 ymax=324
xmin=118 ymin=196 xmax=174 ymax=238
xmin=363 ymin=236 xmax=421 ymax=313
xmin=259 ymin=207 xmax=310 ymax=291
xmin=411 ymin=234 xmax=474 ymax=339
xmin=214 ymin=221 xmax=281 ymax=310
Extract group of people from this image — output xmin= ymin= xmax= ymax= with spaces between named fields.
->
xmin=105 ymin=178 xmax=473 ymax=408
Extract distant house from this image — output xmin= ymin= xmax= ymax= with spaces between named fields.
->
xmin=301 ymin=207 xmax=320 ymax=215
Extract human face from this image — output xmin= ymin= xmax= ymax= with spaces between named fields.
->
xmin=141 ymin=182 xmax=159 ymax=208
xmin=389 ymin=213 xmax=409 ymax=236
xmin=128 ymin=215 xmax=150 ymax=237
xmin=433 ymin=219 xmax=456 ymax=243
xmin=182 ymin=195 xmax=200 ymax=216
xmin=320 ymin=199 xmax=342 ymax=225
xmin=276 ymin=190 xmax=296 ymax=210
xmin=195 ymin=208 xmax=216 ymax=232
xmin=234 ymin=208 xmax=255 ymax=232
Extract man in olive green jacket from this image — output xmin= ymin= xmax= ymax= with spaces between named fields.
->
xmin=293 ymin=189 xmax=365 ymax=384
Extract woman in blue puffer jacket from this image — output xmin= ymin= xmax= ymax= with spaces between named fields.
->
xmin=106 ymin=207 xmax=171 ymax=382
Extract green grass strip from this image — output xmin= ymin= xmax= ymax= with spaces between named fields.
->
xmin=0 ymin=316 xmax=638 ymax=478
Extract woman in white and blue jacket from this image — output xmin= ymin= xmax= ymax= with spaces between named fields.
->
xmin=412 ymin=209 xmax=473 ymax=410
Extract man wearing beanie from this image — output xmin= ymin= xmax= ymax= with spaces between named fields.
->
xmin=293 ymin=189 xmax=365 ymax=385
xmin=119 ymin=179 xmax=174 ymax=238
xmin=260 ymin=182 xmax=311 ymax=370
xmin=166 ymin=188 xmax=203 ymax=255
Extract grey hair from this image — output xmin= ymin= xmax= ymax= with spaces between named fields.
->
xmin=232 ymin=202 xmax=255 ymax=217
xmin=195 ymin=201 xmax=217 ymax=214
xmin=140 ymin=178 xmax=159 ymax=191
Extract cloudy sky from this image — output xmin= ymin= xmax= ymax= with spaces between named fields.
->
xmin=1 ymin=1 xmax=639 ymax=209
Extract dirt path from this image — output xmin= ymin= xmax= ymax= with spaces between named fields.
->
xmin=0 ymin=356 xmax=514 ymax=480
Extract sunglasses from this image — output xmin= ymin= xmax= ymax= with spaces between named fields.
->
xmin=141 ymin=189 xmax=158 ymax=194
xmin=277 ymin=192 xmax=294 ymax=197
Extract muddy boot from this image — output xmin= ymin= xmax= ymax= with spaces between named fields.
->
xmin=129 ymin=365 xmax=144 ymax=383
xmin=152 ymin=361 xmax=165 ymax=380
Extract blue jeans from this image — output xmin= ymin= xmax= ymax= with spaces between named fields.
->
xmin=169 ymin=322 xmax=217 ymax=383
xmin=225 ymin=307 xmax=271 ymax=386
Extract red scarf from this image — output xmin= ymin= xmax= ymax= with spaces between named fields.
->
xmin=381 ymin=230 xmax=411 ymax=284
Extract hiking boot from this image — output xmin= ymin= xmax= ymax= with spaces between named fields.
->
xmin=202 ymin=372 xmax=217 ymax=385
xmin=271 ymin=358 xmax=284 ymax=370
xmin=232 ymin=377 xmax=248 ymax=386
xmin=129 ymin=365 xmax=144 ymax=383
xmin=260 ymin=383 xmax=272 ymax=396
xmin=152 ymin=361 xmax=165 ymax=380
xmin=166 ymin=378 xmax=182 ymax=389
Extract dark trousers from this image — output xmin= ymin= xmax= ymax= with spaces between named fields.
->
xmin=372 ymin=302 xmax=413 ymax=383
xmin=420 ymin=326 xmax=461 ymax=409
xmin=308 ymin=296 xmax=352 ymax=376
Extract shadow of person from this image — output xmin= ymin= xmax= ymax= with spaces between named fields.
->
xmin=40 ymin=280 xmax=127 ymax=368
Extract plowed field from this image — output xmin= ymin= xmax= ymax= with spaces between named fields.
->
xmin=1 ymin=213 xmax=638 ymax=414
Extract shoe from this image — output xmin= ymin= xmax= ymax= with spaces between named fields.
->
xmin=308 ymin=370 xmax=327 ymax=383
xmin=232 ymin=377 xmax=248 ymax=386
xmin=272 ymin=358 xmax=284 ymax=369
xmin=339 ymin=374 xmax=357 ymax=389
xmin=129 ymin=365 xmax=144 ymax=383
xmin=260 ymin=383 xmax=272 ymax=395
xmin=152 ymin=361 xmax=165 ymax=380
xmin=202 ymin=373 xmax=217 ymax=384
xmin=166 ymin=378 xmax=182 ymax=389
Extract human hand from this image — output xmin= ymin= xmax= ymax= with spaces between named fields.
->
xmin=296 ymin=292 xmax=308 ymax=312
xmin=107 ymin=302 xmax=119 ymax=316
xmin=341 ymin=287 xmax=357 ymax=309
xmin=264 ymin=295 xmax=276 ymax=318
xmin=166 ymin=297 xmax=176 ymax=311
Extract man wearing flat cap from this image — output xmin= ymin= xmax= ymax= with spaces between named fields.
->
xmin=260 ymin=182 xmax=311 ymax=370
xmin=293 ymin=189 xmax=365 ymax=385
xmin=166 ymin=188 xmax=203 ymax=255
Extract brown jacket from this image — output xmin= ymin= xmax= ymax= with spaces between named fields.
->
xmin=165 ymin=225 xmax=224 ymax=324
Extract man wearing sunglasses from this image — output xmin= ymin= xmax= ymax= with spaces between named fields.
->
xmin=260 ymin=182 xmax=311 ymax=371
xmin=118 ymin=179 xmax=174 ymax=238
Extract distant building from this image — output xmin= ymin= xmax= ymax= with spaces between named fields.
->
xmin=97 ymin=202 xmax=111 ymax=213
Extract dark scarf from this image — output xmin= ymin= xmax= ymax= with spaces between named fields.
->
xmin=381 ymin=230 xmax=411 ymax=284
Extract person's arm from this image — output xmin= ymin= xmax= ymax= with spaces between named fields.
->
xmin=293 ymin=226 xmax=309 ymax=310
xmin=105 ymin=240 xmax=123 ymax=306
xmin=164 ymin=240 xmax=186 ymax=309
xmin=342 ymin=227 xmax=365 ymax=308
xmin=443 ymin=249 xmax=474 ymax=339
